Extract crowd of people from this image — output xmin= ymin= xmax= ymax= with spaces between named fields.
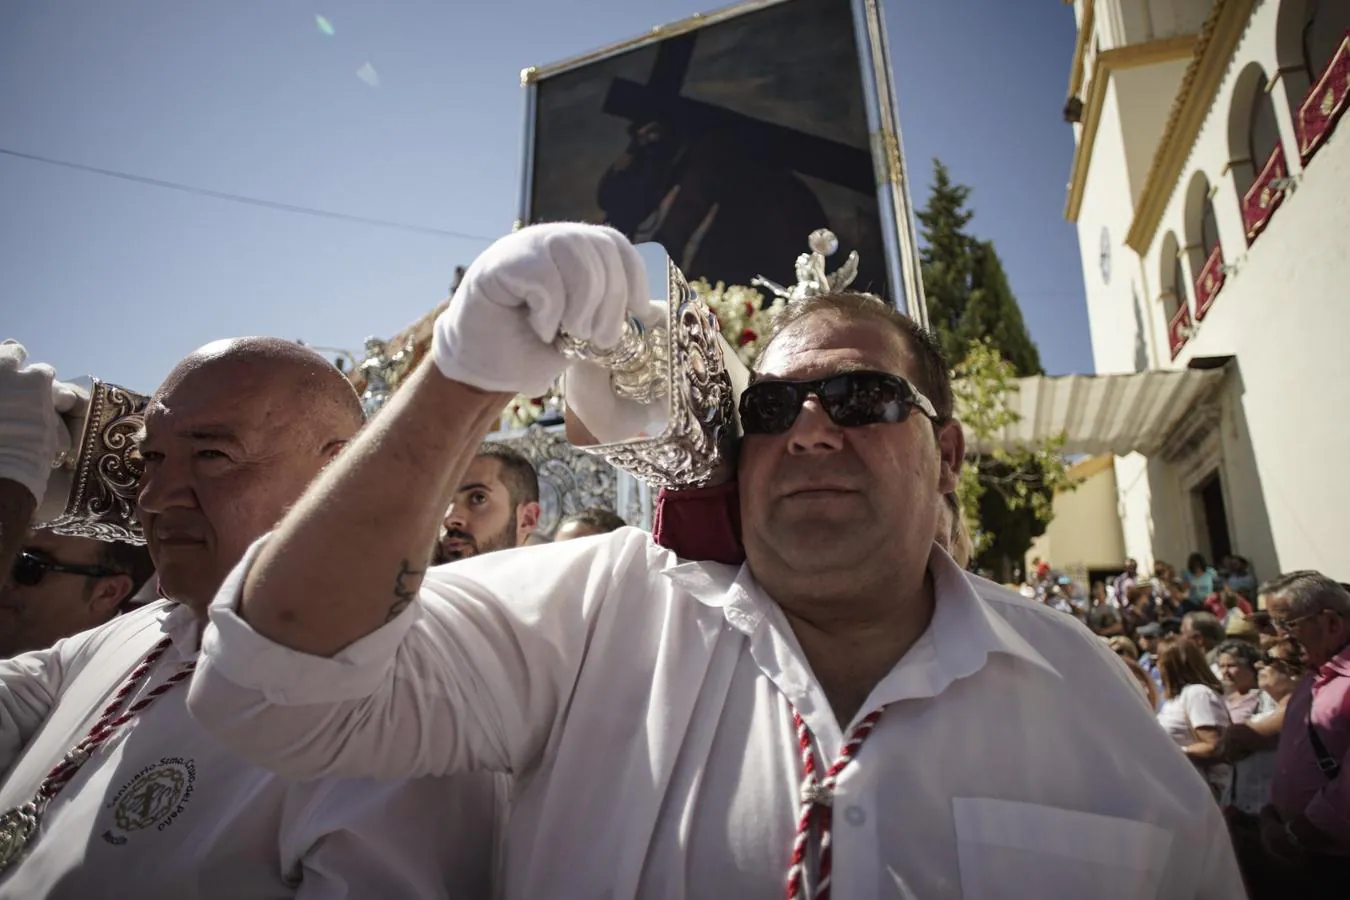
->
xmin=1019 ymin=552 xmax=1349 ymax=895
xmin=0 ymin=222 xmax=1344 ymax=898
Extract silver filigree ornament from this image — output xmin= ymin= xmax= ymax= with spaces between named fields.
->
xmin=357 ymin=335 xmax=416 ymax=418
xmin=487 ymin=427 xmax=620 ymax=536
xmin=553 ymin=229 xmax=860 ymax=490
xmin=555 ymin=257 xmax=738 ymax=489
xmin=38 ymin=380 xmax=149 ymax=545
xmin=0 ymin=804 xmax=39 ymax=871
xmin=752 ymin=228 xmax=860 ymax=302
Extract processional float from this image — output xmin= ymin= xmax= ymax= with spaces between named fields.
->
xmin=38 ymin=0 xmax=928 ymax=542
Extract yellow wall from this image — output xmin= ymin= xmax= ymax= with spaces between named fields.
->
xmin=1026 ymin=454 xmax=1126 ymax=578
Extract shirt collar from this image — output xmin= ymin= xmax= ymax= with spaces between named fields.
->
xmin=154 ymin=600 xmax=206 ymax=660
xmin=663 ymin=545 xmax=1061 ymax=683
xmin=1320 ymin=640 xmax=1350 ymax=680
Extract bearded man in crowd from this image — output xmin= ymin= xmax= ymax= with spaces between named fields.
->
xmin=434 ymin=443 xmax=539 ymax=562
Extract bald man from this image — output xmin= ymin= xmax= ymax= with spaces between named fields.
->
xmin=0 ymin=338 xmax=498 ymax=899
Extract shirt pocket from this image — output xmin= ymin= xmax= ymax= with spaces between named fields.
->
xmin=952 ymin=798 xmax=1173 ymax=900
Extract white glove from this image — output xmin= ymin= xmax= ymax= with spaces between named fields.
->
xmin=564 ymin=361 xmax=670 ymax=444
xmin=0 ymin=341 xmax=78 ymax=506
xmin=432 ymin=222 xmax=664 ymax=397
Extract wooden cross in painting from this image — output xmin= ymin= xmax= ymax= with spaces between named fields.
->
xmin=593 ymin=31 xmax=883 ymax=295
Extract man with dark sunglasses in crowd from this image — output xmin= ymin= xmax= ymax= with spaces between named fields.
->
xmin=1 ymin=529 xmax=153 ymax=657
xmin=189 ymin=223 xmax=1242 ymax=898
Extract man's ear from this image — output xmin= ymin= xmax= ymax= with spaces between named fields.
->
xmin=516 ymin=501 xmax=542 ymax=542
xmin=320 ymin=439 xmax=350 ymax=464
xmin=936 ymin=418 xmax=966 ymax=495
xmin=89 ymin=574 xmax=134 ymax=619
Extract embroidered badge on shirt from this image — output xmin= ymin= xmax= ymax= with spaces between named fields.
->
xmin=102 ymin=757 xmax=197 ymax=845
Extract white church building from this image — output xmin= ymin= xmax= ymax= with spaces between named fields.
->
xmin=1055 ymin=0 xmax=1349 ymax=582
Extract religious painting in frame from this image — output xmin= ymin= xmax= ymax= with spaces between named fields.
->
xmin=518 ymin=0 xmax=927 ymax=324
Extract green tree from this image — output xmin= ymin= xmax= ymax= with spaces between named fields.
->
xmin=961 ymin=241 xmax=1042 ymax=377
xmin=917 ymin=160 xmax=977 ymax=367
xmin=952 ymin=340 xmax=1074 ymax=569
xmin=916 ymin=159 xmax=1069 ymax=575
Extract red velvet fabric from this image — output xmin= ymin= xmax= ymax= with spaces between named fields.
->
xmin=1193 ymin=242 xmax=1226 ymax=321
xmin=653 ymin=480 xmax=745 ymax=565
xmin=1168 ymin=303 xmax=1193 ymax=360
xmin=1242 ymin=145 xmax=1288 ymax=245
xmin=1297 ymin=30 xmax=1350 ymax=165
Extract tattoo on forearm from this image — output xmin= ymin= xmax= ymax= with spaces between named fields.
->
xmin=387 ymin=559 xmax=422 ymax=622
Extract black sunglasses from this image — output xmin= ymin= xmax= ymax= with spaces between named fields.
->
xmin=739 ymin=371 xmax=941 ymax=435
xmin=10 ymin=550 xmax=119 ymax=588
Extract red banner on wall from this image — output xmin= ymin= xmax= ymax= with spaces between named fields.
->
xmin=1297 ymin=30 xmax=1350 ymax=165
xmin=1168 ymin=302 xmax=1193 ymax=360
xmin=1193 ymin=242 xmax=1226 ymax=321
xmin=1242 ymin=145 xmax=1288 ymax=245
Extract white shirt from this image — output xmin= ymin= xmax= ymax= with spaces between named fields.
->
xmin=0 ymin=601 xmax=501 ymax=899
xmin=1156 ymin=684 xmax=1231 ymax=747
xmin=192 ymin=528 xmax=1245 ymax=900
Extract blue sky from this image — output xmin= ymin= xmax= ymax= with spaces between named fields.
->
xmin=1 ymin=0 xmax=1090 ymax=390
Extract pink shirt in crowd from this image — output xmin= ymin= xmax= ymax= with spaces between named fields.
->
xmin=1271 ymin=641 xmax=1350 ymax=852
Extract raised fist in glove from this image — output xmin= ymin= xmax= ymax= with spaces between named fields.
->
xmin=0 ymin=341 xmax=81 ymax=506
xmin=432 ymin=222 xmax=664 ymax=398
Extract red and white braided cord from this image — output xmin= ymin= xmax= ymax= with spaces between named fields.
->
xmin=785 ymin=705 xmax=884 ymax=900
xmin=36 ymin=636 xmax=196 ymax=802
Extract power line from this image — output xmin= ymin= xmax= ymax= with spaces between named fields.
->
xmin=0 ymin=146 xmax=495 ymax=242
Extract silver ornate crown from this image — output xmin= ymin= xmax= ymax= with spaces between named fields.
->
xmin=36 ymin=380 xmax=149 ymax=544
xmin=556 ymin=229 xmax=858 ymax=488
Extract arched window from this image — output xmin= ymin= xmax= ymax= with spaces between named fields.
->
xmin=1280 ymin=0 xmax=1350 ymax=163
xmin=1160 ymin=231 xmax=1191 ymax=359
xmin=1228 ymin=64 xmax=1291 ymax=243
xmin=1158 ymin=232 xmax=1186 ymax=319
xmin=1247 ymin=74 xmax=1282 ymax=170
xmin=1303 ymin=0 xmax=1350 ymax=78
xmin=1181 ymin=170 xmax=1221 ymax=265
xmin=1171 ymin=253 xmax=1187 ymax=311
xmin=1200 ymin=197 xmax=1220 ymax=254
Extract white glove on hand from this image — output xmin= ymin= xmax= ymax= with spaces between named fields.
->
xmin=432 ymin=222 xmax=663 ymax=397
xmin=564 ymin=360 xmax=670 ymax=445
xmin=0 ymin=341 xmax=77 ymax=506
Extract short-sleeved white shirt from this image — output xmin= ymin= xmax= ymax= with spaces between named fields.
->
xmin=1157 ymin=683 xmax=1232 ymax=747
xmin=0 ymin=601 xmax=501 ymax=899
xmin=192 ymin=528 xmax=1245 ymax=900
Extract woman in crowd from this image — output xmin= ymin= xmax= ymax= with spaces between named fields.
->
xmin=1223 ymin=554 xmax=1258 ymax=599
xmin=1159 ymin=577 xmax=1202 ymax=617
xmin=1122 ymin=657 xmax=1160 ymax=710
xmin=1246 ymin=611 xmax=1279 ymax=650
xmin=1183 ymin=552 xmax=1221 ymax=605
xmin=1155 ymin=636 xmax=1233 ymax=801
xmin=1107 ymin=636 xmax=1159 ymax=709
xmin=1205 ymin=583 xmax=1254 ymax=626
xmin=1121 ymin=584 xmax=1157 ymax=635
xmin=1223 ymin=640 xmax=1305 ymax=814
xmin=1214 ymin=639 xmax=1275 ymax=724
xmin=1107 ymin=635 xmax=1138 ymax=661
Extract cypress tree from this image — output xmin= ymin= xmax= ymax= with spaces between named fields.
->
xmin=916 ymin=159 xmax=1058 ymax=577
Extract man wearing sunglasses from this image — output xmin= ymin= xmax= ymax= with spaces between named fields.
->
xmin=0 ymin=339 xmax=498 ymax=898
xmin=190 ymin=223 xmax=1242 ymax=898
xmin=0 ymin=529 xmax=153 ymax=658
xmin=1230 ymin=571 xmax=1350 ymax=897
